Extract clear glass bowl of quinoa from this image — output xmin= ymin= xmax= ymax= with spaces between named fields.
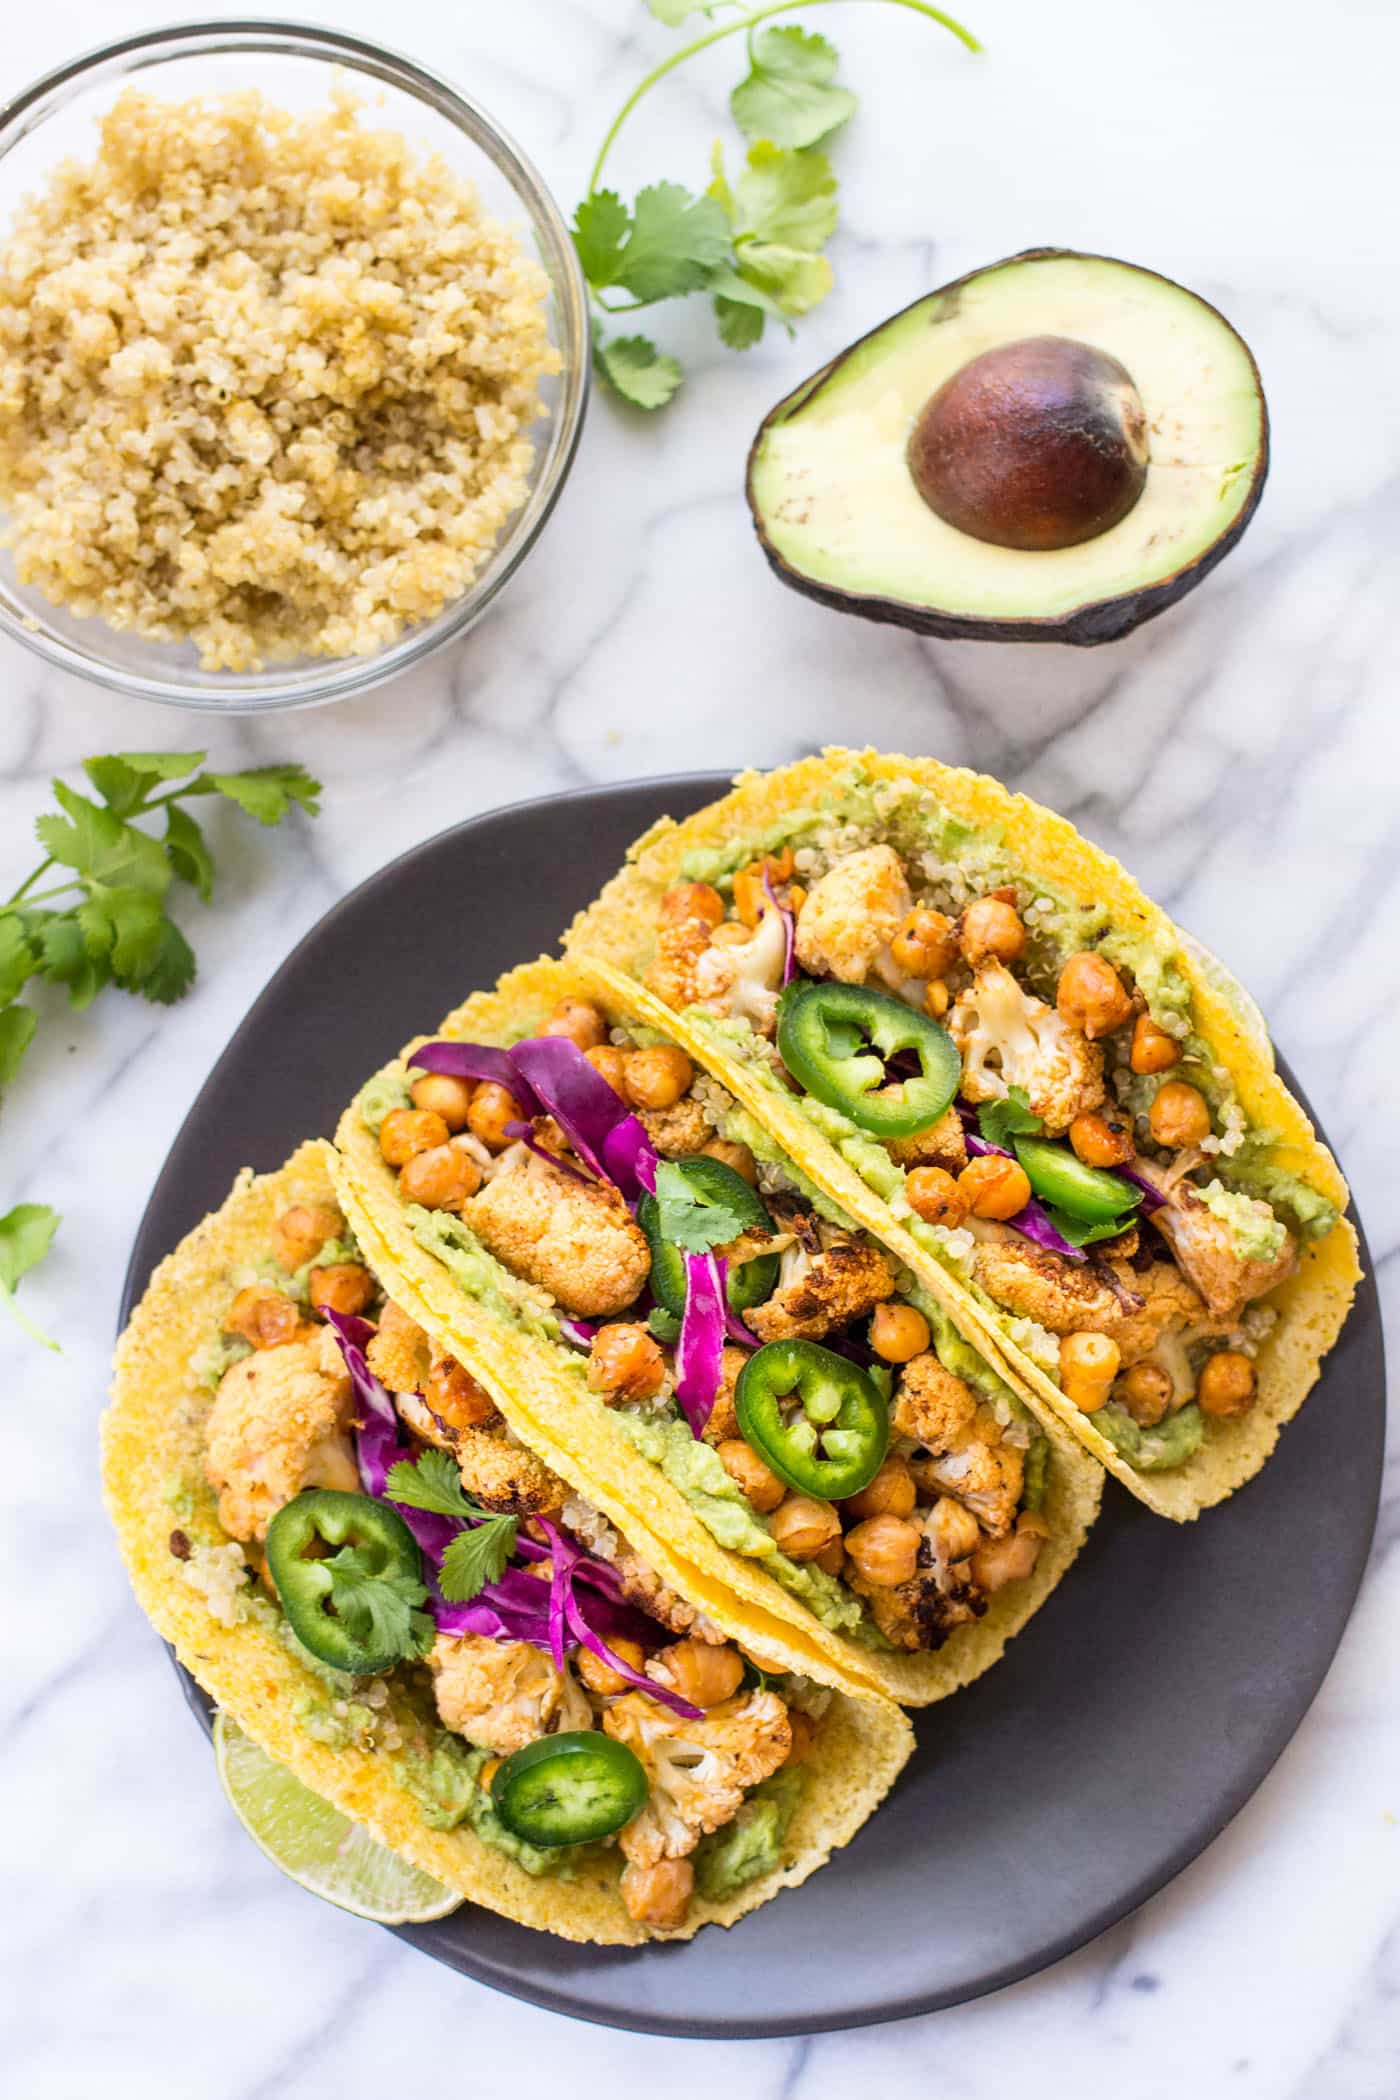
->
xmin=0 ymin=22 xmax=589 ymax=710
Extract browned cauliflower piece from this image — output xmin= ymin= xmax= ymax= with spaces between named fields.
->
xmin=888 ymin=1105 xmax=968 ymax=1171
xmin=646 ymin=914 xmax=715 ymax=1011
xmin=746 ymin=1236 xmax=896 ymax=1343
xmin=465 ymin=1153 xmax=650 ymax=1317
xmin=455 ymin=1427 xmax=562 ymax=1514
xmin=204 ymin=1327 xmax=356 ymax=1541
xmin=894 ymin=1352 xmax=1023 ymax=1537
xmin=849 ymin=1556 xmax=984 ymax=1651
xmin=1104 ymin=1259 xmax=1212 ymax=1363
xmin=603 ymin=1689 xmax=791 ymax=1867
xmin=428 ymin=1634 xmax=588 ymax=1752
xmin=639 ymin=1095 xmax=712 ymax=1160
xmin=700 ymin=1345 xmax=749 ymax=1445
xmin=950 ymin=961 xmax=1105 ymax=1134
xmin=613 ymin=1551 xmax=715 ymax=1641
xmin=792 ymin=844 xmax=913 ymax=988
xmin=1147 ymin=1184 xmax=1297 ymax=1321
xmin=693 ymin=909 xmax=789 ymax=1034
xmin=364 ymin=1301 xmax=430 ymax=1395
xmin=973 ymin=1239 xmax=1124 ymax=1335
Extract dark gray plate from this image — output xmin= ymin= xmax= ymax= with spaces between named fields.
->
xmin=121 ymin=774 xmax=1383 ymax=2038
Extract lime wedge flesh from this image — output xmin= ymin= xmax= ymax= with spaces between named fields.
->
xmin=214 ymin=1712 xmax=460 ymax=1925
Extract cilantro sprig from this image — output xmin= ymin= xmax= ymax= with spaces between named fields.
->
xmin=385 ymin=1450 xmax=520 ymax=1605
xmin=1 ymin=750 xmax=321 ymax=1346
xmin=977 ymin=1088 xmax=1044 ymax=1149
xmin=653 ymin=1158 xmax=752 ymax=1252
xmin=576 ymin=0 xmax=980 ymax=408
xmin=320 ymin=1544 xmax=435 ymax=1662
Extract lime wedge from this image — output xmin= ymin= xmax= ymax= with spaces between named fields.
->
xmin=213 ymin=1712 xmax=460 ymax=1925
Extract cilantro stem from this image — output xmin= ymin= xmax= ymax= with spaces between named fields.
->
xmin=586 ymin=0 xmax=981 ymax=198
xmin=6 ymin=857 xmax=55 ymax=908
xmin=0 ymin=1275 xmax=59 ymax=1353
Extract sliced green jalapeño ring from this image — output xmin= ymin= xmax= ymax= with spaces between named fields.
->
xmin=1013 ymin=1135 xmax=1143 ymax=1224
xmin=265 ymin=1489 xmax=425 ymax=1676
xmin=490 ymin=1731 xmax=650 ymax=1847
xmin=777 ymin=979 xmax=960 ymax=1138
xmin=736 ymin=1338 xmax=889 ymax=1501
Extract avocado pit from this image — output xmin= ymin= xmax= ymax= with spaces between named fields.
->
xmin=906 ymin=335 xmax=1150 ymax=552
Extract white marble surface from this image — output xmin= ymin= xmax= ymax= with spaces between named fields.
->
xmin=2 ymin=0 xmax=1397 ymax=2088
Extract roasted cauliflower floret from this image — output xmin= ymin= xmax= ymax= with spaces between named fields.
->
xmin=204 ymin=1328 xmax=356 ymax=1541
xmin=973 ymin=1239 xmax=1124 ymax=1335
xmin=638 ymin=1095 xmax=712 ymax=1160
xmin=693 ymin=907 xmax=789 ymax=1035
xmin=613 ymin=1551 xmax=716 ymax=1641
xmin=454 ymin=1427 xmax=562 ymax=1514
xmin=1146 ymin=1183 xmax=1297 ymax=1322
xmin=746 ymin=1235 xmax=896 ymax=1343
xmin=365 ymin=1301 xmax=430 ymax=1395
xmin=465 ymin=1153 xmax=650 ymax=1318
xmin=893 ymin=1352 xmax=1023 ymax=1537
xmin=888 ymin=1105 xmax=968 ymax=1172
xmin=428 ymin=1635 xmax=587 ymax=1752
xmin=849 ymin=1556 xmax=984 ymax=1651
xmin=646 ymin=913 xmax=715 ymax=1011
xmin=793 ymin=844 xmax=913 ymax=990
xmin=1104 ymin=1259 xmax=1212 ymax=1363
xmin=700 ymin=1344 xmax=749 ymax=1445
xmin=950 ymin=961 xmax=1105 ymax=1135
xmin=603 ymin=1689 xmax=791 ymax=1867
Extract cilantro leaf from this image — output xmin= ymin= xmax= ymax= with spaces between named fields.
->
xmin=83 ymin=749 xmax=203 ymax=817
xmin=572 ymin=189 xmax=631 ymax=287
xmin=608 ymin=182 xmax=731 ymax=303
xmin=1043 ymin=1207 xmax=1131 ymax=1249
xmin=595 ymin=332 xmax=684 ymax=410
xmin=164 ymin=804 xmax=215 ymax=901
xmin=37 ymin=918 xmax=109 ymax=1010
xmin=713 ymin=288 xmax=769 ymax=349
xmin=723 ymin=140 xmax=838 ymax=252
xmin=0 ymin=1202 xmax=60 ymax=1352
xmin=648 ymin=1305 xmax=683 ymax=1344
xmin=730 ymin=27 xmax=858 ymax=150
xmin=195 ymin=764 xmax=322 ymax=826
xmin=322 ymin=1543 xmax=433 ymax=1660
xmin=438 ymin=1519 xmax=519 ymax=1604
xmin=654 ymin=1158 xmax=750 ymax=1253
xmin=731 ymin=242 xmax=831 ymax=317
xmin=645 ymin=0 xmax=708 ymax=22
xmin=128 ymin=916 xmax=197 ymax=1005
xmin=76 ymin=887 xmax=192 ymax=1000
xmin=386 ymin=1449 xmax=476 ymax=1521
xmin=708 ymin=143 xmax=838 ymax=342
xmin=0 ymin=1005 xmax=36 ymax=1091
xmin=36 ymin=784 xmax=171 ymax=896
xmin=978 ymin=1089 xmax=1045 ymax=1148
xmin=0 ymin=916 xmax=35 ymax=1006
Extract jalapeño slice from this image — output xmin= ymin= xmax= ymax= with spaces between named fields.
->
xmin=265 ymin=1489 xmax=425 ymax=1676
xmin=490 ymin=1731 xmax=650 ymax=1847
xmin=777 ymin=979 xmax=960 ymax=1138
xmin=1013 ymin=1136 xmax=1142 ymax=1225
xmin=736 ymin=1338 xmax=889 ymax=1501
xmin=638 ymin=1155 xmax=779 ymax=1317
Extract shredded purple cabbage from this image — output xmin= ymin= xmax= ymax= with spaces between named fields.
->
xmin=324 ymin=1309 xmax=400 ymax=1495
xmin=762 ymin=869 xmax=797 ymax=985
xmin=557 ymin=1316 xmax=599 ymax=1351
xmin=410 ymin=1040 xmax=540 ymax=1114
xmin=508 ymin=1036 xmax=658 ymax=1201
xmin=1118 ymin=1163 xmax=1165 ymax=1211
xmin=674 ymin=1251 xmax=727 ymax=1437
xmin=504 ymin=1120 xmax=594 ymax=1186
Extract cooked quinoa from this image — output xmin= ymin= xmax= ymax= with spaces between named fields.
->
xmin=0 ymin=87 xmax=560 ymax=670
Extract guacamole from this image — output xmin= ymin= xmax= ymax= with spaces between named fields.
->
xmin=694 ymin=1767 xmax=806 ymax=1901
xmin=1197 ymin=1179 xmax=1288 ymax=1264
xmin=358 ymin=1068 xmax=412 ymax=1135
xmin=1094 ymin=1400 xmax=1206 ymax=1472
xmin=407 ymin=1208 xmax=577 ymax=1355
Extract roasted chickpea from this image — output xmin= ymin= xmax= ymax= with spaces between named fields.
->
xmin=271 ymin=1202 xmax=343 ymax=1273
xmin=783 ymin=1709 xmax=816 ymax=1767
xmin=905 ymin=1164 xmax=969 ymax=1229
xmin=870 ymin=1301 xmax=931 ymax=1364
xmin=928 ymin=1495 xmax=981 ymax=1563
xmin=1130 ymin=1012 xmax=1181 ymax=1075
xmin=309 ymin=1262 xmax=375 ymax=1318
xmin=226 ymin=1284 xmax=300 ymax=1350
xmin=842 ymin=1455 xmax=917 ymax=1522
xmin=466 ymin=1081 xmax=526 ymax=1152
xmin=623 ymin=1044 xmax=694 ymax=1111
xmin=1197 ymin=1350 xmax=1257 ymax=1418
xmin=814 ymin=1535 xmax=847 ymax=1578
xmin=424 ymin=1356 xmax=499 ymax=1430
xmin=958 ymin=1154 xmax=1032 ymax=1221
xmin=397 ymin=1142 xmax=482 ymax=1212
xmin=733 ymin=848 xmax=795 ymax=929
xmin=769 ymin=1495 xmax=842 ymax=1562
xmin=587 ymin=1322 xmax=667 ymax=1403
xmin=845 ymin=1514 xmax=922 ymax=1588
xmin=970 ymin=1510 xmax=1049 ymax=1592
xmin=576 ymin=1636 xmax=647 ymax=1698
xmin=890 ymin=906 xmax=959 ymax=979
xmin=380 ymin=1105 xmax=449 ymax=1167
xmin=662 ymin=1639 xmax=745 ymax=1709
xmin=1056 ymin=951 xmax=1134 ymax=1039
xmin=1059 ymin=1331 xmax=1121 ymax=1413
xmin=959 ymin=894 xmax=1025 ymax=967
xmin=621 ymin=1858 xmax=693 ymax=1932
xmin=1148 ymin=1079 xmax=1212 ymax=1150
xmin=716 ymin=1438 xmax=787 ymax=1514
xmin=409 ymin=1071 xmax=475 ymax=1131
xmin=585 ymin=1044 xmax=629 ymax=1098
xmin=658 ymin=881 xmax=725 ymax=929
xmin=1117 ymin=1362 xmax=1174 ymax=1426
xmin=539 ymin=997 xmax=607 ymax=1052
xmin=701 ymin=1137 xmax=758 ymax=1185
xmin=1069 ymin=1110 xmax=1135 ymax=1169
xmin=924 ymin=978 xmax=951 ymax=1020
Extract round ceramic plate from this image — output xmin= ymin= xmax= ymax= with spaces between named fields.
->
xmin=121 ymin=774 xmax=1384 ymax=2038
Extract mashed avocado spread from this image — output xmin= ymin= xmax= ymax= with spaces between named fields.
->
xmin=358 ymin=1069 xmax=412 ymax=1134
xmin=1197 ymin=1179 xmax=1288 ymax=1263
xmin=407 ymin=1208 xmax=576 ymax=1355
xmin=1094 ymin=1400 xmax=1206 ymax=1471
xmin=694 ymin=1767 xmax=806 ymax=1901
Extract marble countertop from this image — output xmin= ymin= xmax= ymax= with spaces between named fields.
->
xmin=2 ymin=0 xmax=1396 ymax=2090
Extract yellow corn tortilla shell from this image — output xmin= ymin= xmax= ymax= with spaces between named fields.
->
xmin=564 ymin=747 xmax=1361 ymax=1522
xmin=334 ymin=957 xmax=1102 ymax=1707
xmin=104 ymin=1138 xmax=913 ymax=1945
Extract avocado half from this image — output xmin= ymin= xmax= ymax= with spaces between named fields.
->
xmin=747 ymin=250 xmax=1269 ymax=645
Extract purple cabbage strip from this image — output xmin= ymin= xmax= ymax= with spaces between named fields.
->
xmin=674 ymin=1251 xmax=728 ymax=1438
xmin=411 ymin=1039 xmax=541 ymax=1115
xmin=325 ymin=1309 xmax=401 ymax=1496
xmin=762 ymin=869 xmax=797 ymax=985
xmin=1118 ymin=1163 xmax=1165 ymax=1211
xmin=725 ymin=1306 xmax=760 ymax=1349
xmin=540 ymin=1520 xmax=702 ymax=1720
xmin=957 ymin=1111 xmax=1144 ymax=1265
xmin=557 ymin=1316 xmax=599 ymax=1351
xmin=504 ymin=1119 xmax=595 ymax=1187
xmin=510 ymin=1035 xmax=658 ymax=1201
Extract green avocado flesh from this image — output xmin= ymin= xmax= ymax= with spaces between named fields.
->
xmin=748 ymin=250 xmax=1267 ymax=640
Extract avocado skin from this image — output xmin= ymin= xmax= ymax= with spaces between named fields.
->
xmin=746 ymin=249 xmax=1270 ymax=648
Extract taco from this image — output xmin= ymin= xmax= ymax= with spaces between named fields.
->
xmin=103 ymin=1139 xmax=913 ymax=1945
xmin=565 ymin=747 xmax=1360 ymax=1523
xmin=332 ymin=958 xmax=1101 ymax=1707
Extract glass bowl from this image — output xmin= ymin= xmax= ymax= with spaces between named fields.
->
xmin=0 ymin=20 xmax=589 ymax=711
